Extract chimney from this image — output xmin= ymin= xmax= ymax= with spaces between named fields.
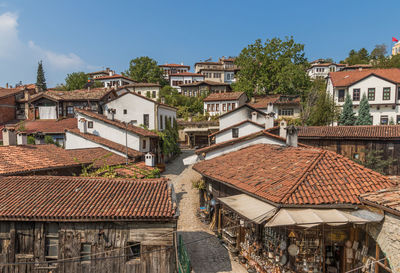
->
xmin=107 ymin=108 xmax=116 ymax=121
xmin=279 ymin=120 xmax=287 ymax=139
xmin=161 ymin=97 xmax=166 ymax=104
xmin=17 ymin=132 xmax=27 ymax=145
xmin=79 ymin=118 xmax=87 ymax=133
xmin=286 ymin=125 xmax=298 ymax=147
xmin=251 ymin=111 xmax=258 ymax=122
xmin=5 ymin=83 xmax=8 ymax=88
xmin=2 ymin=128 xmax=16 ymax=146
xmin=265 ymin=112 xmax=275 ymax=129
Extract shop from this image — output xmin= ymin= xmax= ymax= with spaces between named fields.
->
xmin=217 ymin=196 xmax=390 ymax=273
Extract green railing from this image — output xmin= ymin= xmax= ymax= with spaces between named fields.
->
xmin=178 ymin=235 xmax=191 ymax=273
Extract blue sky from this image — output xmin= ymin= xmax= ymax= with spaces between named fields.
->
xmin=0 ymin=0 xmax=399 ymax=86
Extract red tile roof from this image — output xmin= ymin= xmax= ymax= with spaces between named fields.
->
xmin=0 ymin=88 xmax=24 ymax=99
xmin=0 ymin=145 xmax=127 ymax=175
xmin=0 ymin=176 xmax=175 ymax=221
xmin=123 ymin=82 xmax=161 ymax=88
xmin=179 ymin=80 xmax=231 ymax=87
xmin=193 ymin=144 xmax=394 ymax=206
xmin=66 ymin=147 xmax=128 ymax=168
xmin=17 ymin=118 xmax=77 ymax=134
xmin=203 ymin=91 xmax=246 ymax=102
xmin=249 ymin=95 xmax=300 ymax=109
xmin=159 ymin=63 xmax=190 ymax=68
xmin=360 ymin=188 xmax=400 ymax=214
xmin=169 ymin=72 xmax=205 ymax=77
xmin=113 ymin=162 xmax=156 ymax=179
xmin=75 ymin=108 xmax=158 ymax=137
xmin=209 ymin=120 xmax=264 ymax=138
xmin=67 ymin=129 xmax=143 ymax=159
xmin=29 ymin=88 xmax=114 ymax=102
xmin=94 ymin=74 xmax=135 ymax=81
xmin=298 ymin=125 xmax=400 ymax=139
xmin=329 ymin=68 xmax=400 ymax=87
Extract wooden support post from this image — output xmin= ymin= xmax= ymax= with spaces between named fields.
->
xmin=375 ymin=244 xmax=379 ymax=273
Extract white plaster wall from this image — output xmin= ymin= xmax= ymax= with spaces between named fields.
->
xmin=158 ymin=106 xmax=177 ymax=131
xmin=215 ymin=122 xmax=264 ymax=144
xmin=219 ymin=107 xmax=250 ymax=129
xmin=204 ymin=135 xmax=285 ymax=160
xmin=204 ymin=99 xmax=247 ymax=117
xmin=125 ymin=86 xmax=160 ymax=100
xmin=103 ymin=93 xmax=156 ymax=130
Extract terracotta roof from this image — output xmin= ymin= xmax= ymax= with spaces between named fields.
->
xmin=310 ymin=63 xmax=344 ymax=68
xmin=123 ymin=82 xmax=161 ymax=88
xmin=195 ymin=129 xmax=286 ymax=154
xmin=298 ymin=125 xmax=400 ymax=139
xmin=65 ymin=147 xmax=128 ymax=168
xmin=67 ymin=129 xmax=143 ymax=159
xmin=0 ymin=176 xmax=175 ymax=221
xmin=249 ymin=95 xmax=300 ymax=109
xmin=193 ymin=144 xmax=394 ymax=206
xmin=360 ymin=188 xmax=400 ymax=214
xmin=0 ymin=88 xmax=24 ymax=99
xmin=329 ymin=68 xmax=400 ymax=87
xmin=17 ymin=118 xmax=77 ymax=134
xmin=75 ymin=108 xmax=158 ymax=137
xmin=111 ymin=89 xmax=177 ymax=111
xmin=159 ymin=63 xmax=190 ymax=68
xmin=203 ymin=91 xmax=246 ymax=102
xmin=94 ymin=74 xmax=135 ymax=81
xmin=29 ymin=88 xmax=113 ymax=102
xmin=169 ymin=72 xmax=205 ymax=77
xmin=0 ymin=144 xmax=126 ymax=176
xmin=218 ymin=104 xmax=267 ymax=118
xmin=209 ymin=120 xmax=264 ymax=137
xmin=179 ymin=80 xmax=231 ymax=87
xmin=113 ymin=162 xmax=156 ymax=179
xmin=195 ymin=61 xmax=221 ymax=65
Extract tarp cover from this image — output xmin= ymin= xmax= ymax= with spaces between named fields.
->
xmin=218 ymin=194 xmax=277 ymax=224
xmin=265 ymin=208 xmax=372 ymax=228
xmin=183 ymin=154 xmax=200 ymax=165
xmin=39 ymin=106 xmax=57 ymax=119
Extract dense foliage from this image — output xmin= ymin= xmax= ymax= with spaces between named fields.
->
xmin=36 ymin=60 xmax=47 ymax=91
xmin=234 ymin=37 xmax=310 ymax=98
xmin=158 ymin=118 xmax=180 ymax=156
xmin=338 ymin=94 xmax=356 ymax=125
xmin=160 ymin=86 xmax=205 ymax=118
xmin=123 ymin=56 xmax=167 ymax=85
xmin=355 ymin=94 xmax=372 ymax=125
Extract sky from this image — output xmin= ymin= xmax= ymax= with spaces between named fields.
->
xmin=0 ymin=0 xmax=400 ymax=87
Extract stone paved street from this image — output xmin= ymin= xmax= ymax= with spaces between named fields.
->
xmin=163 ymin=150 xmax=247 ymax=273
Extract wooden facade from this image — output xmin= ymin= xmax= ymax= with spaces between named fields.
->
xmin=0 ymin=221 xmax=177 ymax=273
xmin=299 ymin=138 xmax=400 ymax=175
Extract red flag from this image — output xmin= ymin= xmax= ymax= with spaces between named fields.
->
xmin=393 ymin=37 xmax=399 ymax=42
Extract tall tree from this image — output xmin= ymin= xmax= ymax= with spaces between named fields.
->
xmin=65 ymin=72 xmax=89 ymax=90
xmin=36 ymin=60 xmax=47 ymax=91
xmin=370 ymin=44 xmax=387 ymax=60
xmin=343 ymin=48 xmax=370 ymax=65
xmin=123 ymin=56 xmax=166 ymax=85
xmin=338 ymin=94 xmax=356 ymax=125
xmin=233 ymin=37 xmax=310 ymax=98
xmin=355 ymin=94 xmax=372 ymax=125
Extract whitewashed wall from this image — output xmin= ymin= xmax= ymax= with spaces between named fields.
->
xmin=215 ymin=122 xmax=264 ymax=144
xmin=158 ymin=106 xmax=177 ymax=131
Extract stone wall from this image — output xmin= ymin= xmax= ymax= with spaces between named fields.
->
xmin=367 ymin=212 xmax=400 ymax=271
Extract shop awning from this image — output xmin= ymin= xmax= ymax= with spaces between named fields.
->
xmin=218 ymin=194 xmax=277 ymax=224
xmin=265 ymin=208 xmax=372 ymax=228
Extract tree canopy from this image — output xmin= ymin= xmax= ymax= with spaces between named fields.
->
xmin=123 ymin=56 xmax=166 ymax=85
xmin=233 ymin=37 xmax=310 ymax=98
xmin=342 ymin=48 xmax=370 ymax=65
xmin=64 ymin=72 xmax=89 ymax=90
xmin=36 ymin=60 xmax=47 ymax=91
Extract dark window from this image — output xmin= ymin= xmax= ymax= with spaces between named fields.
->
xmin=338 ymin=89 xmax=345 ymax=102
xmin=222 ymin=104 xmax=226 ymax=111
xmin=45 ymin=223 xmax=59 ymax=260
xmin=398 ymin=87 xmax=400 ymax=100
xmin=88 ymin=121 xmax=93 ymax=128
xmin=126 ymin=242 xmax=141 ymax=261
xmin=368 ymin=88 xmax=375 ymax=101
xmin=397 ymin=115 xmax=400 ymax=124
xmin=160 ymin=115 xmax=163 ymax=130
xmin=143 ymin=114 xmax=149 ymax=128
xmin=142 ymin=139 xmax=146 ymax=149
xmin=81 ymin=243 xmax=91 ymax=262
xmin=232 ymin=128 xmax=239 ymax=138
xmin=381 ymin=115 xmax=389 ymax=125
xmin=67 ymin=106 xmax=74 ymax=115
xmin=353 ymin=89 xmax=360 ymax=101
xmin=152 ymin=91 xmax=156 ymax=98
xmin=123 ymin=109 xmax=127 ymax=115
xmin=383 ymin=87 xmax=391 ymax=100
xmin=278 ymin=109 xmax=294 ymax=116
xmin=146 ymin=91 xmax=151 ymax=98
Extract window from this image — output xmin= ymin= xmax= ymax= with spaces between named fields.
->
xmin=81 ymin=243 xmax=91 ymax=262
xmin=383 ymin=87 xmax=391 ymax=100
xmin=232 ymin=128 xmax=239 ymax=138
xmin=142 ymin=139 xmax=146 ymax=150
xmin=211 ymin=104 xmax=215 ymax=111
xmin=397 ymin=115 xmax=400 ymax=124
xmin=222 ymin=104 xmax=226 ymax=112
xmin=381 ymin=115 xmax=389 ymax=125
xmin=398 ymin=87 xmax=400 ymax=100
xmin=123 ymin=109 xmax=127 ymax=115
xmin=88 ymin=121 xmax=93 ymax=128
xmin=67 ymin=106 xmax=74 ymax=115
xmin=207 ymin=104 xmax=210 ymax=112
xmin=368 ymin=88 xmax=375 ymax=101
xmin=278 ymin=108 xmax=294 ymax=116
xmin=353 ymin=89 xmax=360 ymax=101
xmin=227 ymin=103 xmax=232 ymax=111
xmin=159 ymin=115 xmax=163 ymax=130
xmin=232 ymin=103 xmax=236 ymax=110
xmin=126 ymin=242 xmax=140 ymax=261
xmin=45 ymin=223 xmax=59 ymax=261
xmin=146 ymin=91 xmax=151 ymax=98
xmin=143 ymin=114 xmax=149 ymax=128
xmin=58 ymin=106 xmax=63 ymax=116
xmin=215 ymin=104 xmax=219 ymax=112
xmin=338 ymin=89 xmax=345 ymax=102
xmin=152 ymin=91 xmax=156 ymax=98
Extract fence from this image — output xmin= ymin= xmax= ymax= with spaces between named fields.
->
xmin=177 ymin=235 xmax=191 ymax=273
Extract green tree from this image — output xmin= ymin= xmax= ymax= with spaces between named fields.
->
xmin=36 ymin=60 xmax=47 ymax=91
xmin=338 ymin=93 xmax=356 ymax=125
xmin=302 ymin=79 xmax=338 ymax=126
xmin=233 ymin=37 xmax=310 ymax=98
xmin=64 ymin=72 xmax=89 ymax=90
xmin=27 ymin=136 xmax=35 ymax=144
xmin=374 ymin=54 xmax=400 ymax=69
xmin=123 ymin=56 xmax=166 ymax=85
xmin=343 ymin=48 xmax=370 ymax=65
xmin=370 ymin=44 xmax=387 ymax=61
xmin=355 ymin=94 xmax=372 ymax=125
xmin=158 ymin=118 xmax=180 ymax=156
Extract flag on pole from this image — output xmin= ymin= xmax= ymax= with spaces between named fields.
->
xmin=392 ymin=37 xmax=398 ymax=42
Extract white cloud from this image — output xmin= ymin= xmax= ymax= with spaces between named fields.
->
xmin=0 ymin=11 xmax=97 ymax=86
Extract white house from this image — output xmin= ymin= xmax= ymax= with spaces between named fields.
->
xmin=94 ymin=70 xmax=136 ymax=88
xmin=307 ymin=61 xmax=345 ymax=80
xmin=103 ymin=90 xmax=177 ymax=131
xmin=65 ymin=108 xmax=159 ymax=160
xmin=117 ymin=83 xmax=161 ymax=101
xmin=327 ymin=68 xmax=400 ymax=125
xmin=203 ymin=92 xmax=247 ymax=116
xmin=248 ymin=94 xmax=301 ymax=119
xmin=159 ymin=63 xmax=190 ymax=80
xmin=169 ymin=72 xmax=204 ymax=93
